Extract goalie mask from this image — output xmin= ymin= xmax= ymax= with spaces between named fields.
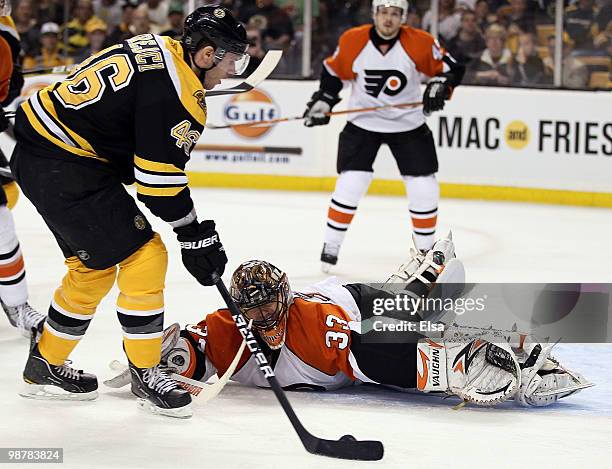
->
xmin=230 ymin=260 xmax=292 ymax=350
xmin=371 ymin=0 xmax=409 ymax=23
xmin=0 ymin=0 xmax=11 ymax=16
xmin=182 ymin=6 xmax=250 ymax=75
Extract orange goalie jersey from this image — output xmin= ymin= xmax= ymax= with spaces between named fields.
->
xmin=324 ymin=25 xmax=453 ymax=133
xmin=181 ymin=278 xmax=364 ymax=390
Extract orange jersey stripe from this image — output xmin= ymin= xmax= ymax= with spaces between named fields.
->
xmin=328 ymin=207 xmax=354 ymax=224
xmin=399 ymin=26 xmax=445 ymax=78
xmin=324 ymin=24 xmax=371 ymax=80
xmin=0 ymin=36 xmax=13 ymax=102
xmin=0 ymin=255 xmax=24 ymax=278
xmin=412 ymin=215 xmax=437 ymax=229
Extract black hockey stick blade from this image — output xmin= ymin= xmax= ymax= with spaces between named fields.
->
xmin=205 ymin=50 xmax=282 ymax=97
xmin=212 ymin=274 xmax=384 ymax=461
xmin=301 ymin=429 xmax=384 ymax=461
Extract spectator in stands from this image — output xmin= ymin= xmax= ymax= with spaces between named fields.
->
xmin=465 ymin=23 xmax=513 ymax=85
xmin=593 ymin=18 xmax=611 ymax=54
xmin=242 ymin=0 xmax=294 ymax=50
xmin=496 ymin=0 xmax=536 ymax=34
xmin=13 ymin=0 xmax=40 ymax=57
xmin=129 ymin=5 xmax=153 ymax=36
xmin=62 ymin=0 xmax=102 ymax=56
xmin=144 ymin=0 xmax=169 ymax=32
xmin=565 ymin=0 xmax=597 ymax=51
xmin=543 ymin=34 xmax=589 ymax=88
xmin=23 ymin=22 xmax=73 ymax=70
xmin=160 ymin=2 xmax=184 ymax=40
xmin=241 ymin=24 xmax=266 ymax=77
xmin=406 ymin=10 xmax=422 ymax=29
xmin=107 ymin=0 xmax=139 ymax=46
xmin=74 ymin=18 xmax=108 ymax=63
xmin=422 ymin=0 xmax=462 ymax=42
xmin=37 ymin=0 xmax=66 ymax=26
xmin=474 ymin=0 xmax=495 ymax=31
xmin=94 ymin=0 xmax=123 ymax=31
xmin=511 ymin=31 xmax=547 ymax=85
xmin=447 ymin=9 xmax=486 ymax=61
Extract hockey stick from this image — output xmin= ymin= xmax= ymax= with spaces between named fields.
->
xmin=22 ymin=64 xmax=78 ymax=76
xmin=205 ymin=50 xmax=283 ymax=97
xmin=206 ymin=100 xmax=423 ymax=130
xmin=3 ymin=50 xmax=284 ymax=121
xmin=105 ymin=336 xmax=247 ymax=403
xmin=212 ymin=273 xmax=384 ymax=461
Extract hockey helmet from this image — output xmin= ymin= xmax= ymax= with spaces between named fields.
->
xmin=371 ymin=0 xmax=409 ymax=22
xmin=182 ymin=6 xmax=250 ymax=75
xmin=230 ymin=260 xmax=292 ymax=350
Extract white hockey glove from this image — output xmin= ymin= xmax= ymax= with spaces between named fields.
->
xmin=416 ymin=328 xmax=521 ymax=405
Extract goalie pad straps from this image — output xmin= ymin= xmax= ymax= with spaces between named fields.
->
xmin=417 ymin=337 xmax=521 ymax=406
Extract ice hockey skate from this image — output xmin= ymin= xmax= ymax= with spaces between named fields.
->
xmin=129 ymin=361 xmax=193 ymax=419
xmin=20 ymin=336 xmax=98 ymax=401
xmin=320 ymin=242 xmax=340 ymax=273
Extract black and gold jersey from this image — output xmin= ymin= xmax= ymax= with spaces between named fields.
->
xmin=15 ymin=34 xmax=207 ymax=226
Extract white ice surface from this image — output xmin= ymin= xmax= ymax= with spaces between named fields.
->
xmin=1 ymin=188 xmax=611 ymax=468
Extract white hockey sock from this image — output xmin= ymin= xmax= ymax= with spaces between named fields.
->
xmin=0 ymin=205 xmax=28 ymax=306
xmin=324 ymin=171 xmax=373 ymax=246
xmin=403 ymin=175 xmax=439 ymax=251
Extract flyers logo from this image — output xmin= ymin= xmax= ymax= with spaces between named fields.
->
xmin=363 ymin=70 xmax=407 ymax=98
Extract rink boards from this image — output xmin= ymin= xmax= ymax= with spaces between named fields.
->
xmin=1 ymin=76 xmax=611 ymax=207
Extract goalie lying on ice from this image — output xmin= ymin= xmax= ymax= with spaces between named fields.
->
xmin=109 ymin=234 xmax=592 ymax=407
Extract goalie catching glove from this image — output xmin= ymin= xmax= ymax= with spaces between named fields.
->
xmin=175 ymin=220 xmax=227 ymax=286
xmin=422 ymin=76 xmax=452 ymax=116
xmin=303 ymin=90 xmax=341 ymax=127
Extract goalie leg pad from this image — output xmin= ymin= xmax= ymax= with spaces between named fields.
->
xmin=417 ymin=337 xmax=520 ymax=405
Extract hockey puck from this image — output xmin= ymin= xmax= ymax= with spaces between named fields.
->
xmin=340 ymin=435 xmax=356 ymax=442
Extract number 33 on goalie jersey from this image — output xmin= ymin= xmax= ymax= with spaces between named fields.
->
xmin=182 ymin=281 xmax=363 ymax=390
xmin=17 ymin=34 xmax=206 ymax=224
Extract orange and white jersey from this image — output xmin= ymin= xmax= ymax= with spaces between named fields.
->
xmin=0 ymin=15 xmax=19 ymax=103
xmin=183 ymin=277 xmax=362 ymax=391
xmin=325 ymin=25 xmax=450 ymax=133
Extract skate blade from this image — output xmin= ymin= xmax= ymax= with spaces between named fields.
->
xmin=19 ymin=383 xmax=98 ymax=401
xmin=136 ymin=398 xmax=193 ymax=419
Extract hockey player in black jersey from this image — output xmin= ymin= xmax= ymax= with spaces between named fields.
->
xmin=11 ymin=6 xmax=250 ymax=418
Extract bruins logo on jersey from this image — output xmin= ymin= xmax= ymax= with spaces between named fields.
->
xmin=363 ymin=70 xmax=408 ymax=98
xmin=193 ymin=89 xmax=206 ymax=113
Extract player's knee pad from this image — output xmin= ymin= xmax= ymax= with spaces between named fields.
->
xmin=0 ymin=204 xmax=18 ymax=252
xmin=57 ymin=256 xmax=117 ymax=313
xmin=334 ymin=171 xmax=374 ymax=204
xmin=3 ymin=182 xmax=19 ymax=210
xmin=403 ymin=174 xmax=439 ymax=209
xmin=116 ymin=233 xmax=167 ymax=308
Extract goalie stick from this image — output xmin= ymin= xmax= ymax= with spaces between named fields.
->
xmin=212 ymin=273 xmax=384 ymax=461
xmin=3 ymin=50 xmax=284 ymax=120
xmin=105 ymin=336 xmax=248 ymax=403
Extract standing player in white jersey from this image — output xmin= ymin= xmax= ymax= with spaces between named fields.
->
xmin=303 ymin=0 xmax=465 ymax=272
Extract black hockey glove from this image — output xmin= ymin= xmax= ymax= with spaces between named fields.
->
xmin=303 ymin=90 xmax=341 ymax=127
xmin=422 ymin=77 xmax=452 ymax=116
xmin=0 ymin=108 xmax=9 ymax=133
xmin=174 ymin=220 xmax=227 ymax=286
